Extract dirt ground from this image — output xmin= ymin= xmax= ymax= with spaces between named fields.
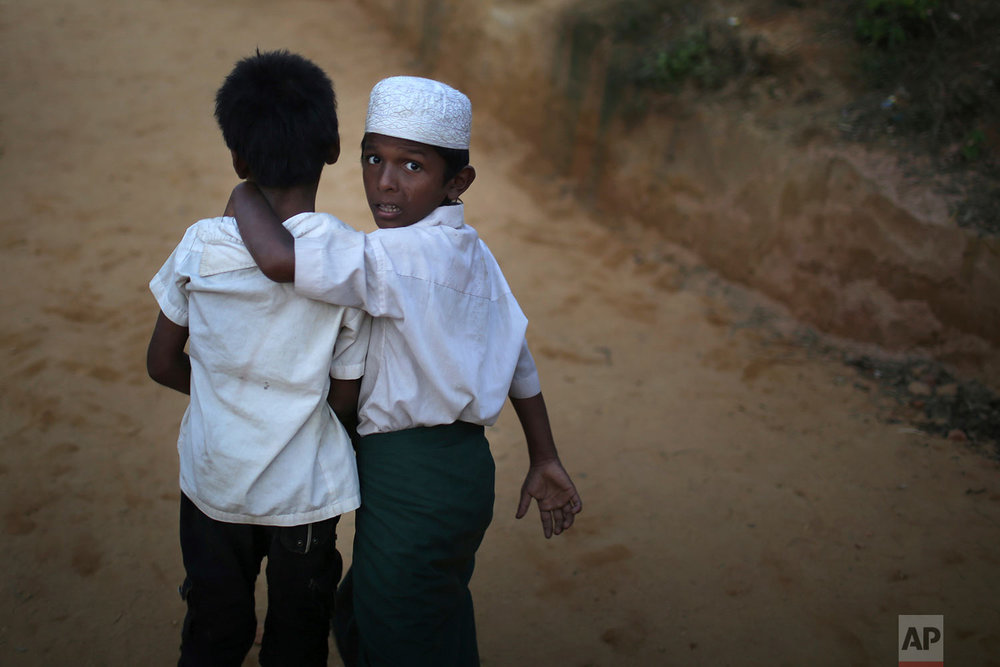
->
xmin=2 ymin=0 xmax=999 ymax=665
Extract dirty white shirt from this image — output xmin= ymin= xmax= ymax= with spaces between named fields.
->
xmin=295 ymin=204 xmax=541 ymax=436
xmin=150 ymin=213 xmax=369 ymax=526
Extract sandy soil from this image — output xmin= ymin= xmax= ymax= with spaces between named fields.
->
xmin=2 ymin=0 xmax=999 ymax=665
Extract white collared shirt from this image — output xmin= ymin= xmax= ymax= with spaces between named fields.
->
xmin=295 ymin=204 xmax=541 ymax=436
xmin=150 ymin=213 xmax=370 ymax=526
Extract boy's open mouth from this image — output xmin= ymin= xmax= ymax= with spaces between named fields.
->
xmin=376 ymin=203 xmax=401 ymax=213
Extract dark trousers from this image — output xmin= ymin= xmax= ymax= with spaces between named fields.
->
xmin=332 ymin=422 xmax=493 ymax=667
xmin=178 ymin=493 xmax=343 ymax=667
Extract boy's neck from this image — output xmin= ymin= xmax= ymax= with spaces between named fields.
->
xmin=257 ymin=183 xmax=318 ymax=222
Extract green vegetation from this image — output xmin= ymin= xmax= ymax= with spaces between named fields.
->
xmin=851 ymin=0 xmax=999 ymax=150
xmin=636 ymin=25 xmax=749 ymax=92
xmin=557 ymin=0 xmax=755 ymax=104
xmin=554 ymin=0 xmax=1000 ymax=234
xmin=548 ymin=0 xmax=756 ymax=188
xmin=855 ymin=0 xmax=939 ymax=48
xmin=847 ymin=0 xmax=1000 ymax=232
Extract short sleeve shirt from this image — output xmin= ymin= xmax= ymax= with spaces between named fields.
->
xmin=294 ymin=204 xmax=541 ymax=436
xmin=150 ymin=213 xmax=369 ymax=526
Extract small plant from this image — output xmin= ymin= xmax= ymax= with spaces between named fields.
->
xmin=558 ymin=0 xmax=754 ymax=101
xmin=642 ymin=29 xmax=710 ymax=90
xmin=855 ymin=0 xmax=939 ymax=48
xmin=960 ymin=128 xmax=986 ymax=162
xmin=842 ymin=0 xmax=1000 ymax=234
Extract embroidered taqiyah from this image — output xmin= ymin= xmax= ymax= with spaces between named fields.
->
xmin=365 ymin=76 xmax=471 ymax=150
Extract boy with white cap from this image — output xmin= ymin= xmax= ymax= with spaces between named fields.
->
xmin=229 ymin=75 xmax=582 ymax=666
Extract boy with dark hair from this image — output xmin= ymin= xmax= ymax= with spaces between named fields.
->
xmin=146 ymin=50 xmax=370 ymax=666
xmin=230 ymin=75 xmax=582 ymax=666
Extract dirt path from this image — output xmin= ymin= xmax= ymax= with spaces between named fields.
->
xmin=2 ymin=0 xmax=998 ymax=665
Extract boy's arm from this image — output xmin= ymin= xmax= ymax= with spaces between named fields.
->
xmin=222 ymin=188 xmax=237 ymax=217
xmin=146 ymin=311 xmax=191 ymax=395
xmin=511 ymin=392 xmax=583 ymax=539
xmin=230 ymin=181 xmax=296 ymax=283
xmin=328 ymin=378 xmax=362 ymax=450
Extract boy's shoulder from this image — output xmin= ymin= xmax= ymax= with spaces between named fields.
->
xmin=163 ymin=216 xmax=236 ymax=258
xmin=369 ymin=223 xmax=472 ymax=264
xmin=285 ymin=211 xmax=356 ymax=238
xmin=190 ymin=215 xmax=240 ymax=242
xmin=184 ymin=212 xmax=356 ymax=250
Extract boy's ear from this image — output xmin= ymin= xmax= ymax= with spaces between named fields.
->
xmin=446 ymin=165 xmax=476 ymax=201
xmin=230 ymin=150 xmax=250 ymax=179
xmin=325 ymin=137 xmax=341 ymax=165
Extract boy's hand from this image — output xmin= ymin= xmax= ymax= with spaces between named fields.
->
xmin=516 ymin=459 xmax=582 ymax=538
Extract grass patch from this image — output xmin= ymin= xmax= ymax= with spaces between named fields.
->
xmin=555 ymin=0 xmax=1000 ymax=235
xmin=842 ymin=0 xmax=1000 ymax=233
xmin=556 ymin=0 xmax=767 ymax=121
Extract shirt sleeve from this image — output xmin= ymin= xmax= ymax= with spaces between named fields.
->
xmin=330 ymin=307 xmax=371 ymax=380
xmin=149 ymin=226 xmax=197 ymax=327
xmin=295 ymin=225 xmax=402 ymax=317
xmin=509 ymin=338 xmax=542 ymax=399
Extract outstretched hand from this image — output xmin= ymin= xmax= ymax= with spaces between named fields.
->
xmin=516 ymin=459 xmax=582 ymax=538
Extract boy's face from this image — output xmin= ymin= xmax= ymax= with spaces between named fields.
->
xmin=361 ymin=133 xmax=460 ymax=229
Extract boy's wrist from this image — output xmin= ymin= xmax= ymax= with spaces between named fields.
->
xmin=528 ymin=454 xmax=561 ymax=468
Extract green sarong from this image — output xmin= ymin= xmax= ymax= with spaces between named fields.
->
xmin=333 ymin=422 xmax=495 ymax=667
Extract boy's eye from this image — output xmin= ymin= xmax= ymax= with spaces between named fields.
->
xmin=364 ymin=154 xmax=380 ymax=165
xmin=404 ymin=161 xmax=422 ymax=172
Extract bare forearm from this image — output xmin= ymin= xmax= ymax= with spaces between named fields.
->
xmin=147 ymin=311 xmax=191 ymax=395
xmin=511 ymin=392 xmax=559 ymax=465
xmin=328 ymin=379 xmax=360 ymax=428
xmin=231 ymin=181 xmax=296 ymax=282
xmin=329 ymin=378 xmax=362 ymax=450
xmin=512 ymin=391 xmax=582 ymax=537
xmin=149 ymin=355 xmax=191 ymax=394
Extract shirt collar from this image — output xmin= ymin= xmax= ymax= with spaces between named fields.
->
xmin=215 ymin=211 xmax=317 ymax=242
xmin=413 ymin=203 xmax=465 ymax=230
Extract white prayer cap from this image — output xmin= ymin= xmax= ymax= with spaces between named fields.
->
xmin=365 ymin=76 xmax=471 ymax=150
